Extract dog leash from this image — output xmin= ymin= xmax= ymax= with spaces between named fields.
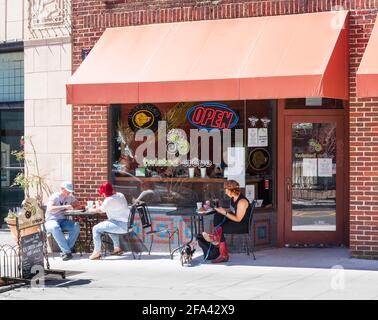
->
xmin=203 ymin=216 xmax=227 ymax=262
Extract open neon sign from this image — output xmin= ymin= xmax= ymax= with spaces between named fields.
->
xmin=186 ymin=103 xmax=239 ymax=130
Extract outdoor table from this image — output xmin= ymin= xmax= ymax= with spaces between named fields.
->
xmin=166 ymin=207 xmax=215 ymax=258
xmin=64 ymin=210 xmax=106 ymax=254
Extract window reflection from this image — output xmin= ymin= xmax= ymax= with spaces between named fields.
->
xmin=291 ymin=122 xmax=337 ymax=231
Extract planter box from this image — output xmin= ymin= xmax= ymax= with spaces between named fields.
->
xmin=5 ymin=218 xmax=41 ymax=244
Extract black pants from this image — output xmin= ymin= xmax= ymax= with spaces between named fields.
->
xmin=196 ymin=234 xmax=220 ymax=260
xmin=213 ymin=213 xmax=248 ymax=242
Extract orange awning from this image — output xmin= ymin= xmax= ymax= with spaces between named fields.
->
xmin=67 ymin=11 xmax=349 ymax=105
xmin=357 ymin=20 xmax=378 ymax=97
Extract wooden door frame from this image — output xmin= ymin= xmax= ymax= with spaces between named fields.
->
xmin=277 ymin=99 xmax=349 ymax=246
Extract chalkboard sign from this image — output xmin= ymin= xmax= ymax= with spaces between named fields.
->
xmin=21 ymin=232 xmax=45 ymax=279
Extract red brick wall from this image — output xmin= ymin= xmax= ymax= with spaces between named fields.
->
xmin=72 ymin=0 xmax=378 ymax=258
xmin=73 ymin=105 xmax=109 ymax=203
xmin=348 ymin=9 xmax=378 ymax=259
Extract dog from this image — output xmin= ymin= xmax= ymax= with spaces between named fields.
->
xmin=180 ymin=244 xmax=196 ymax=265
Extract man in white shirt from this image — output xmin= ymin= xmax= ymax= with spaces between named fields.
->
xmin=87 ymin=182 xmax=130 ymax=260
xmin=44 ymin=182 xmax=81 ymax=261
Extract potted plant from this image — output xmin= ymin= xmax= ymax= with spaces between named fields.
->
xmin=4 ymin=210 xmax=19 ymax=244
xmin=4 ymin=136 xmax=52 ymax=243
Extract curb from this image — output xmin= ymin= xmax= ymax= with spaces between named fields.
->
xmin=0 ymin=283 xmax=26 ymax=294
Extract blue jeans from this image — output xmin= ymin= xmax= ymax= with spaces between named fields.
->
xmin=93 ymin=219 xmax=129 ymax=253
xmin=45 ymin=219 xmax=80 ymax=255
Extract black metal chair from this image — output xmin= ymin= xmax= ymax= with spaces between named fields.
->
xmin=101 ymin=206 xmax=143 ymax=259
xmin=223 ymin=199 xmax=257 ymax=260
xmin=135 ymin=202 xmax=179 ymax=259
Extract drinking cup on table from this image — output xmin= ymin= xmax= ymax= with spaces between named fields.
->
xmin=95 ymin=200 xmax=100 ymax=209
xmin=86 ymin=200 xmax=94 ymax=209
xmin=196 ymin=202 xmax=203 ymax=210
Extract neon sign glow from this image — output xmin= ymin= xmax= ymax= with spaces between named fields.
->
xmin=186 ymin=103 xmax=239 ymax=130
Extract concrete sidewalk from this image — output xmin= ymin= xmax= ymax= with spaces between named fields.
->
xmin=1 ymin=246 xmax=378 ymax=300
xmin=0 ymin=230 xmax=12 ymax=244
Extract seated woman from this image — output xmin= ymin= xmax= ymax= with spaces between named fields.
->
xmin=87 ymin=182 xmax=130 ymax=260
xmin=197 ymin=180 xmax=251 ymax=263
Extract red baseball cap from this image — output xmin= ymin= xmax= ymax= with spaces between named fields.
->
xmin=99 ymin=182 xmax=113 ymax=197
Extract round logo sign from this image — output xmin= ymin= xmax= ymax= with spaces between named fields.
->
xmin=248 ymin=148 xmax=271 ymax=171
xmin=128 ymin=104 xmax=162 ymax=132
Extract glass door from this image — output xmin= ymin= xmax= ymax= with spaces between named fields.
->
xmin=284 ymin=115 xmax=344 ymax=244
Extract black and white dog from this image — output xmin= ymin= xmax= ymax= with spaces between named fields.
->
xmin=180 ymin=244 xmax=196 ymax=265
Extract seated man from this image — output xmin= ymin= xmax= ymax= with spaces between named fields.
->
xmin=132 ymin=182 xmax=161 ymax=205
xmin=44 ymin=182 xmax=81 ymax=261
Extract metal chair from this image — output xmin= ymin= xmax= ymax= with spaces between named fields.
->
xmin=46 ymin=229 xmax=83 ymax=257
xmin=135 ymin=202 xmax=179 ymax=259
xmin=224 ymin=199 xmax=257 ymax=260
xmin=101 ymin=206 xmax=142 ymax=259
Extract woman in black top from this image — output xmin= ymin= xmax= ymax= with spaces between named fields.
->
xmin=198 ymin=180 xmax=251 ymax=263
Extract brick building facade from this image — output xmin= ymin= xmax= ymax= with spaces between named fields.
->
xmin=70 ymin=0 xmax=378 ymax=258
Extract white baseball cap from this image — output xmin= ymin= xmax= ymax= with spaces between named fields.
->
xmin=61 ymin=181 xmax=74 ymax=193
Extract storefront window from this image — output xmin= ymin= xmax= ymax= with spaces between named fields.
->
xmin=110 ymin=100 xmax=276 ymax=209
xmin=0 ymin=52 xmax=24 ymax=103
xmin=0 ymin=106 xmax=24 ymax=227
xmin=0 ymin=51 xmax=24 ymax=228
